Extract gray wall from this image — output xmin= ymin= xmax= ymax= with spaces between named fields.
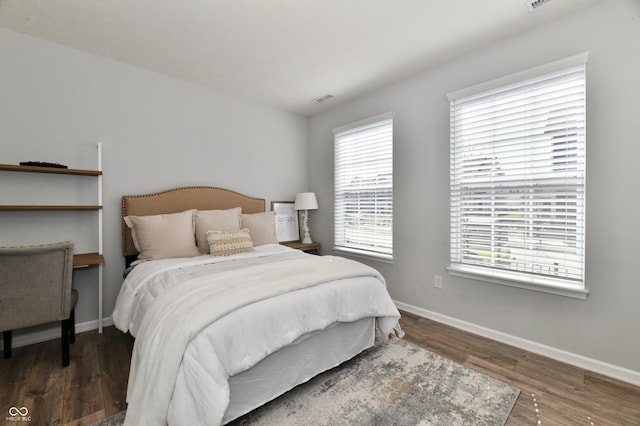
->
xmin=2 ymin=0 xmax=638 ymax=377
xmin=0 ymin=27 xmax=308 ymax=329
xmin=309 ymin=0 xmax=640 ymax=372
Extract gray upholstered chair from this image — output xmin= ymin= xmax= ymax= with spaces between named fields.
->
xmin=0 ymin=241 xmax=78 ymax=367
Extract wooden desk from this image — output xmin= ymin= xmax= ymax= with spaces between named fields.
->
xmin=73 ymin=253 xmax=105 ymax=268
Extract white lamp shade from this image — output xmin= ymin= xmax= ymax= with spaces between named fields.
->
xmin=294 ymin=192 xmax=318 ymax=210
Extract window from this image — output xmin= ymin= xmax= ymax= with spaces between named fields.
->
xmin=448 ymin=53 xmax=588 ymax=298
xmin=334 ymin=112 xmax=393 ymax=262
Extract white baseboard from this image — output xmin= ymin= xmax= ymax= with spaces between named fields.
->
xmin=395 ymin=300 xmax=640 ymax=387
xmin=0 ymin=317 xmax=114 ymax=351
xmin=5 ymin=306 xmax=639 ymax=387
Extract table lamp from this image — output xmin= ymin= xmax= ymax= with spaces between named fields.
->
xmin=294 ymin=192 xmax=318 ymax=244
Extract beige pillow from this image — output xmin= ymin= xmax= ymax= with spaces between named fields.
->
xmin=207 ymin=228 xmax=255 ymax=256
xmin=241 ymin=211 xmax=278 ymax=246
xmin=195 ymin=207 xmax=242 ymax=253
xmin=124 ymin=209 xmax=200 ymax=262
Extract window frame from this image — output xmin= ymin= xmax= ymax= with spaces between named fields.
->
xmin=447 ymin=53 xmax=589 ymax=299
xmin=333 ymin=112 xmax=394 ymax=263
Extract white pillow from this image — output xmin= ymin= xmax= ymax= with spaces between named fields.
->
xmin=241 ymin=211 xmax=278 ymax=246
xmin=124 ymin=209 xmax=200 ymax=263
xmin=195 ymin=207 xmax=242 ymax=253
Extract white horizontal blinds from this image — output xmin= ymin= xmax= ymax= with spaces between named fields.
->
xmin=450 ymin=59 xmax=586 ymax=286
xmin=334 ymin=113 xmax=393 ymax=258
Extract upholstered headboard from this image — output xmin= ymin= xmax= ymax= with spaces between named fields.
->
xmin=122 ymin=186 xmax=265 ymax=260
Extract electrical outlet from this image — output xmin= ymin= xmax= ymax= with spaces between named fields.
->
xmin=434 ymin=275 xmax=443 ymax=289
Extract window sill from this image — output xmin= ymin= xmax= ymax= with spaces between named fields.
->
xmin=333 ymin=246 xmax=394 ymax=264
xmin=447 ymin=264 xmax=588 ymax=300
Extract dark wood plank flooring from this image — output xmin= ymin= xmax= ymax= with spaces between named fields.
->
xmin=1 ymin=327 xmax=133 ymax=426
xmin=401 ymin=312 xmax=640 ymax=426
xmin=1 ymin=313 xmax=639 ymax=425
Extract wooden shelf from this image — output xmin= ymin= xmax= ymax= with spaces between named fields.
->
xmin=0 ymin=163 xmax=102 ymax=176
xmin=73 ymin=253 xmax=105 ymax=268
xmin=2 ymin=144 xmax=105 ymax=333
xmin=0 ymin=205 xmax=102 ymax=211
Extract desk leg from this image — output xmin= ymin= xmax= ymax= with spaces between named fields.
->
xmin=98 ymin=263 xmax=103 ymax=333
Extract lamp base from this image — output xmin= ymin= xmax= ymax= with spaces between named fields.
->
xmin=300 ymin=209 xmax=313 ymax=244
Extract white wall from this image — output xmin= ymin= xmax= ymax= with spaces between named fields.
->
xmin=0 ymin=27 xmax=308 ymax=331
xmin=309 ymin=0 xmax=640 ymax=374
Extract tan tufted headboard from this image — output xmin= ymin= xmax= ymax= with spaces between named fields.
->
xmin=122 ymin=186 xmax=265 ymax=259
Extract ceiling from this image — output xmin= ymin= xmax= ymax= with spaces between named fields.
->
xmin=0 ymin=0 xmax=602 ymax=116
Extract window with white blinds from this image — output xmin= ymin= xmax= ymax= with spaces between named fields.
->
xmin=334 ymin=112 xmax=393 ymax=261
xmin=448 ymin=53 xmax=587 ymax=297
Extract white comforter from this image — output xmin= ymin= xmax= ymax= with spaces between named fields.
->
xmin=112 ymin=244 xmax=403 ymax=426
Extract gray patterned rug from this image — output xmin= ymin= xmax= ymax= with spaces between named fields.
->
xmin=93 ymin=338 xmax=519 ymax=425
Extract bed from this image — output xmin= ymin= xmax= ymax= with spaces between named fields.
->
xmin=112 ymin=186 xmax=403 ymax=425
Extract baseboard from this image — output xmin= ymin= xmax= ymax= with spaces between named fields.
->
xmin=0 ymin=317 xmax=114 ymax=351
xmin=6 ymin=306 xmax=639 ymax=387
xmin=395 ymin=300 xmax=640 ymax=387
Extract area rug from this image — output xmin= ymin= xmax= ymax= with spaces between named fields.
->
xmin=92 ymin=338 xmax=519 ymax=425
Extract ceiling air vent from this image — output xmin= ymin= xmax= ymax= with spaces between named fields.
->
xmin=312 ymin=94 xmax=334 ymax=103
xmin=526 ymin=0 xmax=555 ymax=12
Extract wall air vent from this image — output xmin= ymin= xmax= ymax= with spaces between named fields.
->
xmin=526 ymin=0 xmax=556 ymax=12
xmin=312 ymin=94 xmax=334 ymax=103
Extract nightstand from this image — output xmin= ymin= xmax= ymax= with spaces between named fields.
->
xmin=281 ymin=241 xmax=321 ymax=255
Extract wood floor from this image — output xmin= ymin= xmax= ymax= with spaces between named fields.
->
xmin=0 ymin=326 xmax=133 ymax=426
xmin=400 ymin=312 xmax=640 ymax=426
xmin=1 ymin=313 xmax=639 ymax=425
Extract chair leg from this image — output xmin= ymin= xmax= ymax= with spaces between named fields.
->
xmin=2 ymin=330 xmax=11 ymax=359
xmin=70 ymin=307 xmax=76 ymax=344
xmin=61 ymin=307 xmax=76 ymax=367
xmin=61 ymin=319 xmax=70 ymax=368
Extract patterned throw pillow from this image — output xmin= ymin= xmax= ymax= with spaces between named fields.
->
xmin=206 ymin=228 xmax=255 ymax=256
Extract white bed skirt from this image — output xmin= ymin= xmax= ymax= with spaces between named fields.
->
xmin=223 ymin=317 xmax=375 ymax=423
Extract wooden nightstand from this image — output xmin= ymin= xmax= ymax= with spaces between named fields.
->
xmin=281 ymin=241 xmax=321 ymax=255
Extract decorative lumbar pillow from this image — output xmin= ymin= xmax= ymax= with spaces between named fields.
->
xmin=195 ymin=207 xmax=242 ymax=253
xmin=241 ymin=211 xmax=278 ymax=246
xmin=207 ymin=228 xmax=255 ymax=256
xmin=124 ymin=209 xmax=200 ymax=263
